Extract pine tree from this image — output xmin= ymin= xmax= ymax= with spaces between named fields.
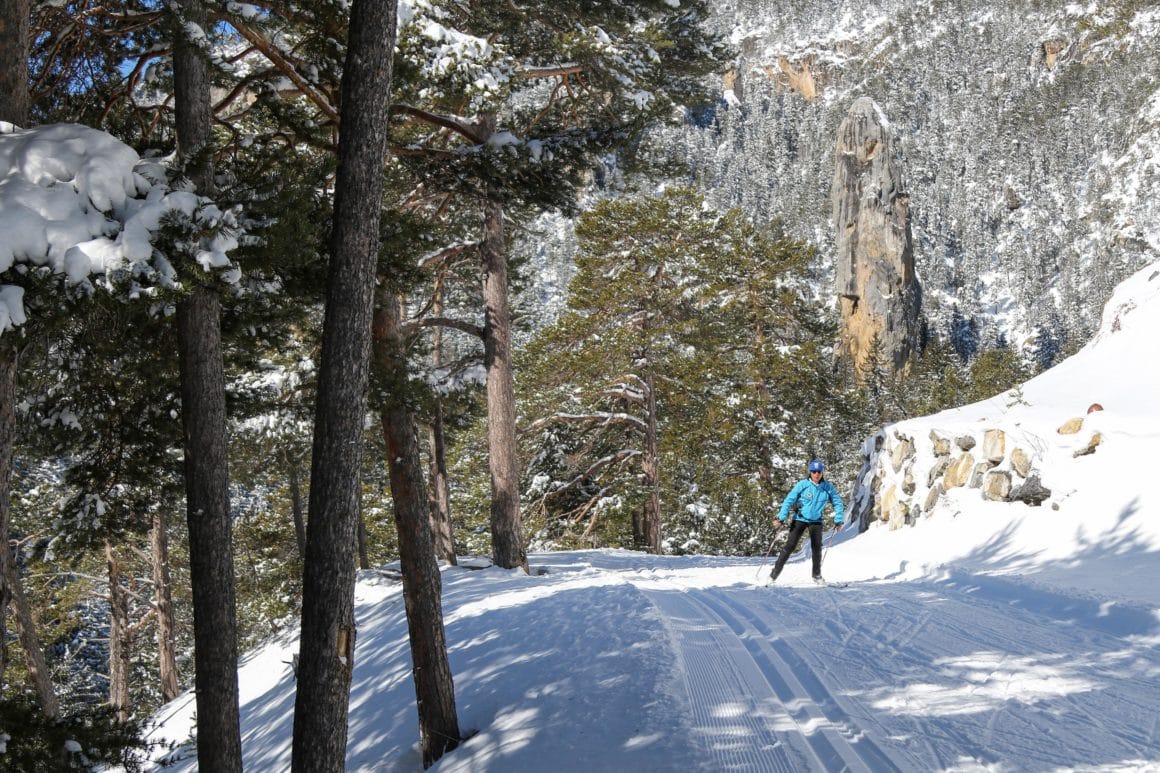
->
xmin=965 ymin=346 xmax=1030 ymax=404
xmin=388 ymin=0 xmax=728 ymax=568
xmin=520 ymin=190 xmax=839 ymax=555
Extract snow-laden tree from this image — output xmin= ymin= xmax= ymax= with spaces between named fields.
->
xmin=388 ymin=0 xmax=728 ymax=570
xmin=0 ymin=119 xmax=240 ymax=759
xmin=520 ymin=188 xmax=840 ymax=555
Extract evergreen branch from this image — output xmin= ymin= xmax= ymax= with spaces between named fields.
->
xmin=390 ymin=104 xmax=484 ymax=144
xmin=538 ymin=448 xmax=641 ymax=508
xmin=515 ymin=64 xmax=584 ymax=80
xmin=397 ymin=316 xmax=485 ymax=341
xmin=417 ymin=241 xmax=481 ymax=271
xmin=222 ymin=17 xmax=340 ymax=124
xmin=528 ymin=411 xmax=647 ymax=434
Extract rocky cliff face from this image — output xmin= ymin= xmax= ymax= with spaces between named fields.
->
xmin=831 ymin=96 xmax=921 ymax=375
xmin=661 ymin=0 xmax=1160 ymax=361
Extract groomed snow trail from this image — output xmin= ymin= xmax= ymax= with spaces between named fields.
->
xmin=628 ymin=566 xmax=1160 ymax=772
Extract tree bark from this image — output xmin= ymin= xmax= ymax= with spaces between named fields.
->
xmin=291 ymin=0 xmax=397 ymax=768
xmin=105 ymin=542 xmax=131 ymax=723
xmin=480 ymin=196 xmax=527 ymax=571
xmin=4 ymin=559 xmax=58 ymax=717
xmin=151 ymin=510 xmax=180 ymax=703
xmin=640 ymin=370 xmax=662 ymax=554
xmin=0 ymin=0 xmax=30 ymax=127
xmin=426 ymin=413 xmax=456 ymax=564
xmin=0 ymin=344 xmax=14 ymax=696
xmin=374 ymin=292 xmax=461 ymax=768
xmin=0 ymin=0 xmax=29 ymax=702
xmin=173 ymin=0 xmax=242 ymax=764
xmin=287 ymin=456 xmax=306 ymax=560
xmin=357 ymin=517 xmax=370 ymax=571
xmin=176 ymin=289 xmax=241 ymax=768
xmin=426 ymin=288 xmax=456 ymax=564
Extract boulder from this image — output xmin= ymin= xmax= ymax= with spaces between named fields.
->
xmin=1057 ymin=417 xmax=1084 ymax=435
xmin=923 ymin=483 xmax=943 ymax=512
xmin=969 ymin=461 xmax=996 ymax=488
xmin=890 ymin=434 xmax=915 ymax=472
xmin=1087 ymin=402 xmax=1103 ymax=414
xmin=955 ymin=434 xmax=976 ymax=451
xmin=902 ymin=470 xmax=916 ymax=495
xmin=982 ymin=429 xmax=1006 ymax=463
xmin=1009 ymin=475 xmax=1051 ymax=506
xmin=1011 ymin=447 xmax=1032 ymax=478
xmin=982 ymin=471 xmax=1011 ymax=501
xmin=881 ymin=483 xmax=912 ymax=530
xmin=944 ymin=452 xmax=975 ymax=489
xmin=930 ymin=431 xmax=951 ymax=456
xmin=927 ymin=456 xmax=950 ymax=487
xmin=1073 ymin=432 xmax=1103 ymax=458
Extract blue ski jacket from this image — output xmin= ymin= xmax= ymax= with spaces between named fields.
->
xmin=778 ymin=477 xmax=845 ymax=525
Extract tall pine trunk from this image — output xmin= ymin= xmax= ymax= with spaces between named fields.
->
xmin=286 ymin=455 xmax=306 ymax=559
xmin=105 ymin=542 xmax=131 ymax=723
xmin=291 ymin=0 xmax=397 ymax=768
xmin=426 ymin=289 xmax=455 ymax=564
xmin=641 ymin=370 xmax=662 ymax=553
xmin=0 ymin=0 xmax=29 ymax=700
xmin=0 ymin=343 xmax=14 ymax=696
xmin=425 ymin=413 xmax=456 ymax=564
xmin=176 ymin=290 xmax=241 ymax=767
xmin=151 ymin=510 xmax=179 ymax=703
xmin=173 ymin=0 xmax=242 ymax=764
xmin=0 ymin=0 xmax=29 ymax=129
xmin=480 ymin=196 xmax=526 ymax=571
xmin=4 ymin=559 xmax=58 ymax=717
xmin=374 ymin=292 xmax=461 ymax=768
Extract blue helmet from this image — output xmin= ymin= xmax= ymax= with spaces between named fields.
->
xmin=808 ymin=460 xmax=825 ymax=473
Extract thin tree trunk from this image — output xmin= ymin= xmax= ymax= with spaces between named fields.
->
xmin=105 ymin=542 xmax=131 ymax=722
xmin=177 ymin=289 xmax=241 ymax=767
xmin=426 ymin=289 xmax=455 ymax=564
xmin=0 ymin=0 xmax=29 ymax=700
xmin=0 ymin=345 xmax=14 ymax=696
xmin=480 ymin=195 xmax=526 ymax=571
xmin=357 ymin=516 xmax=370 ymax=570
xmin=151 ymin=510 xmax=179 ymax=703
xmin=173 ymin=0 xmax=242 ymax=763
xmin=641 ymin=370 xmax=662 ymax=554
xmin=375 ymin=292 xmax=460 ymax=768
xmin=752 ymin=312 xmax=777 ymax=500
xmin=426 ymin=414 xmax=455 ymax=564
xmin=0 ymin=339 xmax=57 ymax=717
xmin=0 ymin=0 xmax=30 ymax=128
xmin=291 ymin=0 xmax=397 ymax=767
xmin=5 ymin=560 xmax=58 ymax=717
xmin=287 ymin=456 xmax=306 ymax=559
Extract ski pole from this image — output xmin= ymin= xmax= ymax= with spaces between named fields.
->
xmin=820 ymin=522 xmax=840 ymax=570
xmin=755 ymin=522 xmax=783 ymax=581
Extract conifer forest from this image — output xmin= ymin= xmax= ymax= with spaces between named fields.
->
xmin=1 ymin=0 xmax=1154 ymax=767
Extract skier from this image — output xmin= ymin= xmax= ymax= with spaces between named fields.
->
xmin=770 ymin=459 xmax=845 ymax=585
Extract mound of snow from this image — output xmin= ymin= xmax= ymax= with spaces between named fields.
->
xmin=846 ymin=261 xmax=1160 ymax=605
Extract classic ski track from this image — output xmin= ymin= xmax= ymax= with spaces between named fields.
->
xmin=640 ymin=584 xmax=902 ymax=772
xmin=700 ymin=589 xmax=907 ymax=773
xmin=640 ymin=587 xmax=799 ymax=771
xmin=785 ymin=579 xmax=1159 ymax=767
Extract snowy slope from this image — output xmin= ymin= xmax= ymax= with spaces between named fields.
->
xmin=139 ymin=265 xmax=1160 ymax=770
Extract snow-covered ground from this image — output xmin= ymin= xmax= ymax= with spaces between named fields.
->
xmin=141 ymin=264 xmax=1160 ymax=771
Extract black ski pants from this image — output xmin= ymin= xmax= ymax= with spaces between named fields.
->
xmin=771 ymin=520 xmax=823 ymax=579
